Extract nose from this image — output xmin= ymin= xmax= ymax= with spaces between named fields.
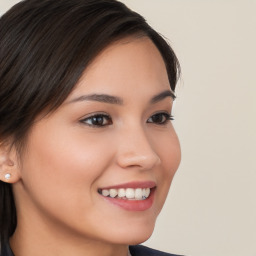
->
xmin=116 ymin=127 xmax=161 ymax=171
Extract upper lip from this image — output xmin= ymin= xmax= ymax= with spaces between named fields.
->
xmin=99 ymin=181 xmax=156 ymax=190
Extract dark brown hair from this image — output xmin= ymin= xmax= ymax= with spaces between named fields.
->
xmin=0 ymin=0 xmax=180 ymax=252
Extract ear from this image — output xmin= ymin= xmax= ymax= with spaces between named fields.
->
xmin=0 ymin=143 xmax=21 ymax=184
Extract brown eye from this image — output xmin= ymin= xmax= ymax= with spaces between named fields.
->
xmin=80 ymin=114 xmax=112 ymax=127
xmin=147 ymin=113 xmax=174 ymax=125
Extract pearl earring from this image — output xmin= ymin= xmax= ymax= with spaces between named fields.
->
xmin=5 ymin=173 xmax=11 ymax=180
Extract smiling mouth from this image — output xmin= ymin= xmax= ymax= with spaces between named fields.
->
xmin=98 ymin=187 xmax=152 ymax=200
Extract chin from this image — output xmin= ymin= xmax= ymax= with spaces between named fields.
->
xmin=126 ymin=231 xmax=153 ymax=245
xmin=106 ymin=221 xmax=155 ymax=245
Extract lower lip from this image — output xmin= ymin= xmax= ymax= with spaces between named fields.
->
xmin=101 ymin=188 xmax=155 ymax=211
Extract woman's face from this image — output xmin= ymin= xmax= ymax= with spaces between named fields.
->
xmin=13 ymin=37 xmax=181 ymax=245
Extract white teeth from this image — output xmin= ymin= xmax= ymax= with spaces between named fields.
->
xmin=102 ymin=189 xmax=109 ymax=197
xmin=109 ymin=189 xmax=118 ymax=198
xmin=135 ymin=188 xmax=143 ymax=200
xmin=142 ymin=188 xmax=146 ymax=197
xmin=99 ymin=187 xmax=152 ymax=200
xmin=126 ymin=188 xmax=135 ymax=199
xmin=142 ymin=188 xmax=150 ymax=198
xmin=145 ymin=188 xmax=150 ymax=197
xmin=118 ymin=188 xmax=126 ymax=198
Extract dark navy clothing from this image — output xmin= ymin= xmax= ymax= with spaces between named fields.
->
xmin=130 ymin=245 xmax=183 ymax=256
xmin=1 ymin=243 xmax=183 ymax=256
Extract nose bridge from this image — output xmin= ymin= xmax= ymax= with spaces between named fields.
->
xmin=116 ymin=124 xmax=160 ymax=170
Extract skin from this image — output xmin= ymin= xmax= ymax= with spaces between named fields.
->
xmin=3 ymin=37 xmax=181 ymax=256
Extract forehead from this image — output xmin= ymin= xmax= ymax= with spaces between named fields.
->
xmin=67 ymin=36 xmax=170 ymax=101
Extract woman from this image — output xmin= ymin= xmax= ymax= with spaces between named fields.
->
xmin=0 ymin=0 xmax=182 ymax=255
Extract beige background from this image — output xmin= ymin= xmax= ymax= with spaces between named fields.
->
xmin=1 ymin=1 xmax=255 ymax=255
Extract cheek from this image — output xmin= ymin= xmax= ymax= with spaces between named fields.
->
xmin=153 ymin=128 xmax=181 ymax=209
xmin=19 ymin=124 xmax=114 ymax=212
xmin=163 ymin=132 xmax=181 ymax=176
xmin=154 ymin=126 xmax=181 ymax=173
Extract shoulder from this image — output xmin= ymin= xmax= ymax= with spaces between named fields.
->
xmin=129 ymin=245 xmax=184 ymax=256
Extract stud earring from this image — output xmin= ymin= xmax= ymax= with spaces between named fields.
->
xmin=5 ymin=173 xmax=11 ymax=180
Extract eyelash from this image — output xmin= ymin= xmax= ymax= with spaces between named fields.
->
xmin=80 ymin=113 xmax=112 ymax=127
xmin=80 ymin=112 xmax=174 ymax=128
xmin=147 ymin=112 xmax=174 ymax=124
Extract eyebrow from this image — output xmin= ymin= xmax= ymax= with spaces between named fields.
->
xmin=150 ymin=90 xmax=176 ymax=103
xmin=68 ymin=94 xmax=123 ymax=105
xmin=68 ymin=90 xmax=175 ymax=105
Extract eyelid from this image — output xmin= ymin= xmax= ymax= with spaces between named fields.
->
xmin=79 ymin=111 xmax=109 ymax=119
xmin=79 ymin=112 xmax=112 ymax=127
xmin=150 ymin=110 xmax=173 ymax=118
xmin=147 ymin=111 xmax=174 ymax=124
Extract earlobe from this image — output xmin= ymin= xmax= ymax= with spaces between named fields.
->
xmin=0 ymin=145 xmax=21 ymax=184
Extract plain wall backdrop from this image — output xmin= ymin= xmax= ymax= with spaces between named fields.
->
xmin=1 ymin=1 xmax=255 ymax=256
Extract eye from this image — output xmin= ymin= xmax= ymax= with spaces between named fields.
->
xmin=147 ymin=112 xmax=174 ymax=125
xmin=80 ymin=114 xmax=112 ymax=127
